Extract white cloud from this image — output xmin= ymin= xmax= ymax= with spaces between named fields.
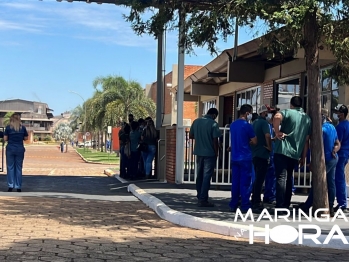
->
xmin=0 ymin=19 xmax=44 ymax=33
xmin=0 ymin=1 xmax=158 ymax=48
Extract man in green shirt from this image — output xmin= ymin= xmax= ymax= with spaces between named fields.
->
xmin=189 ymin=108 xmax=221 ymax=207
xmin=251 ymin=105 xmax=272 ymax=210
xmin=273 ymin=96 xmax=311 ymax=209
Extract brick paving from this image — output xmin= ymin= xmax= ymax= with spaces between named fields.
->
xmin=0 ymin=145 xmax=116 ymax=176
xmin=0 ymin=145 xmax=347 ymax=261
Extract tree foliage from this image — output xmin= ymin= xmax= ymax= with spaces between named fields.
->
xmin=53 ymin=122 xmax=74 ymax=142
xmin=73 ymin=76 xmax=155 ymax=151
xmin=91 ymin=75 xmax=156 ymax=127
xmin=124 ymin=0 xmax=349 ymax=83
xmin=3 ymin=112 xmax=14 ymax=127
xmin=124 ymin=0 xmax=349 ymax=211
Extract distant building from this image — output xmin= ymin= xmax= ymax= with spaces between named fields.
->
xmin=0 ymin=99 xmax=54 ymax=142
xmin=145 ymin=64 xmax=202 ymax=126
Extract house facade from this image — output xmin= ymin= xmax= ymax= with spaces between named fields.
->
xmin=146 ymin=64 xmax=202 ymax=126
xmin=164 ymin=35 xmax=349 ymax=188
xmin=0 ymin=99 xmax=54 ymax=142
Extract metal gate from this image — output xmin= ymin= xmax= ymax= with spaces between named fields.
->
xmin=181 ymin=126 xmax=311 ymax=188
xmin=0 ymin=127 xmax=4 ymax=172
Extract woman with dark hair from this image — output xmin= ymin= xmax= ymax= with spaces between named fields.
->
xmin=129 ymin=121 xmax=141 ymax=180
xmin=141 ymin=119 xmax=158 ymax=179
xmin=3 ymin=113 xmax=28 ymax=192
xmin=119 ymin=123 xmax=131 ymax=179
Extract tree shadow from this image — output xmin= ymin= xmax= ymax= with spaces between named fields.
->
xmin=0 ymin=175 xmax=127 ymax=196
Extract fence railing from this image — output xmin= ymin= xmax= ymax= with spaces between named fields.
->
xmin=181 ymin=126 xmax=312 ymax=188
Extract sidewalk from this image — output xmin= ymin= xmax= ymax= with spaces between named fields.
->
xmin=124 ymin=179 xmax=349 ymax=250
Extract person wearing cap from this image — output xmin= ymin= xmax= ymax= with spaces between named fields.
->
xmin=333 ymin=104 xmax=349 ymax=212
xmin=298 ymin=108 xmax=340 ymax=216
xmin=250 ymin=105 xmax=272 ymax=211
xmin=273 ymin=96 xmax=311 ymax=209
xmin=229 ymin=104 xmax=257 ymax=212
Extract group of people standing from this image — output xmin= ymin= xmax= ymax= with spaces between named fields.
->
xmin=118 ymin=114 xmax=158 ymax=180
xmin=190 ymin=96 xmax=349 ymax=215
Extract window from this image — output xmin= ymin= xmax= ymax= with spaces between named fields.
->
xmin=236 ymin=86 xmax=261 ymax=115
xmin=202 ymin=99 xmax=217 ymax=115
xmin=304 ymin=68 xmax=339 ymax=122
xmin=276 ymin=78 xmax=300 ymax=110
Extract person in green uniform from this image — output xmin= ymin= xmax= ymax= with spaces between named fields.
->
xmin=251 ymin=105 xmax=272 ymax=211
xmin=273 ymin=96 xmax=311 ymax=209
xmin=189 ymin=108 xmax=221 ymax=207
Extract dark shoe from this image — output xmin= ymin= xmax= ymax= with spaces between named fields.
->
xmin=7 ymin=188 xmax=13 ymax=192
xmin=198 ymin=201 xmax=215 ymax=207
xmin=295 ymin=202 xmax=310 ymax=214
xmin=334 ymin=205 xmax=349 ymax=213
xmin=251 ymin=202 xmax=263 ymax=212
xmin=263 ymin=199 xmax=276 ymax=205
xmin=237 ymin=208 xmax=250 ymax=214
xmin=330 ymin=207 xmax=335 ymax=217
xmin=17 ymin=189 xmax=21 ymax=192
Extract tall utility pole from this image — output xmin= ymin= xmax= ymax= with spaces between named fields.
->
xmin=69 ymin=91 xmax=86 ymax=151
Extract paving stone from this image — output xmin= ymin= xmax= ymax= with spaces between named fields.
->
xmin=0 ymin=145 xmax=345 ymax=261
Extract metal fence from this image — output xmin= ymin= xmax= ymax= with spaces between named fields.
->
xmin=181 ymin=126 xmax=312 ymax=188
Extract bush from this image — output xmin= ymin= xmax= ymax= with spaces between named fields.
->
xmin=44 ymin=135 xmax=52 ymax=141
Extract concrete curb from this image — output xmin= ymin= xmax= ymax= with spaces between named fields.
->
xmin=128 ymin=184 xmax=349 ymax=250
xmin=127 ymin=184 xmax=264 ymax=241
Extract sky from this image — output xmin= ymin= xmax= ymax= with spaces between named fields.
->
xmin=0 ymin=0 xmax=257 ymax=115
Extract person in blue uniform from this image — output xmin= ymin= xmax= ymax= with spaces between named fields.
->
xmin=3 ymin=113 xmax=28 ymax=192
xmin=333 ymin=104 xmax=349 ymax=212
xmin=299 ymin=108 xmax=340 ymax=216
xmin=229 ymin=104 xmax=257 ymax=212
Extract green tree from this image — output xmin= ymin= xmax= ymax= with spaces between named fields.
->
xmin=53 ymin=122 xmax=74 ymax=152
xmin=124 ymin=1 xmax=349 ymax=211
xmin=69 ymin=105 xmax=84 ymax=133
xmin=92 ymin=75 xmax=156 ymax=124
xmin=3 ymin=111 xmax=14 ymax=126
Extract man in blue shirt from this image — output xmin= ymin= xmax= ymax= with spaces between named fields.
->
xmin=229 ymin=104 xmax=257 ymax=212
xmin=299 ymin=109 xmax=340 ymax=216
xmin=189 ymin=108 xmax=221 ymax=207
xmin=333 ymin=104 xmax=349 ymax=212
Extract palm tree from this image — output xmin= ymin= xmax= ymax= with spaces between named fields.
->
xmin=69 ymin=105 xmax=83 ymax=132
xmin=3 ymin=112 xmax=14 ymax=126
xmin=93 ymin=75 xmax=156 ymax=123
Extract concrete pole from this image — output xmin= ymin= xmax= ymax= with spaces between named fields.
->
xmin=175 ymin=8 xmax=185 ymax=184
xmin=156 ymin=29 xmax=164 ymax=129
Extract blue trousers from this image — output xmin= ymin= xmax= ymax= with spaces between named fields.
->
xmin=196 ymin=156 xmax=216 ymax=202
xmin=335 ymin=156 xmax=348 ymax=208
xmin=230 ymin=160 xmax=253 ymax=211
xmin=305 ymin=157 xmax=338 ymax=208
xmin=6 ymin=147 xmax=25 ymax=189
xmin=264 ymin=158 xmax=276 ymax=202
xmin=142 ymin=145 xmax=156 ymax=176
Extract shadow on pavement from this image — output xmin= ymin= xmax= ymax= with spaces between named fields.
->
xmin=0 ymin=175 xmax=130 ymax=196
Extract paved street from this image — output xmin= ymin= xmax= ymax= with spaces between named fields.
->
xmin=0 ymin=145 xmax=347 ymax=261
